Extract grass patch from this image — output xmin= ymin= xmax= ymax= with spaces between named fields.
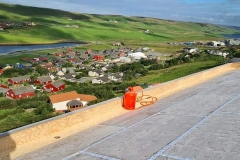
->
xmin=0 ymin=3 xmax=239 ymax=44
xmin=131 ymin=60 xmax=223 ymax=84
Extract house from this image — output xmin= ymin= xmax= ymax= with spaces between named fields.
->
xmin=40 ymin=62 xmax=56 ymax=71
xmin=57 ymin=70 xmax=65 ymax=76
xmin=13 ymin=63 xmax=24 ymax=69
xmin=34 ymin=76 xmax=52 ymax=85
xmin=112 ymin=42 xmax=122 ymax=46
xmin=78 ymin=65 xmax=93 ymax=70
xmin=78 ymin=94 xmax=97 ymax=106
xmin=66 ymin=52 xmax=76 ymax=58
xmin=43 ymin=80 xmax=65 ymax=93
xmin=88 ymin=69 xmax=104 ymax=77
xmin=49 ymin=91 xmax=97 ymax=111
xmin=55 ymin=52 xmax=65 ymax=57
xmin=8 ymin=75 xmax=31 ymax=85
xmin=109 ymin=72 xmax=123 ymax=81
xmin=67 ymin=58 xmax=78 ymax=63
xmin=208 ymin=50 xmax=229 ymax=58
xmin=128 ymin=52 xmax=147 ymax=60
xmin=209 ymin=41 xmax=225 ymax=47
xmin=62 ymin=67 xmax=76 ymax=74
xmin=119 ymin=51 xmax=126 ymax=57
xmin=92 ymin=75 xmax=110 ymax=84
xmin=0 ymin=69 xmax=4 ymax=75
xmin=59 ymin=73 xmax=76 ymax=81
xmin=49 ymin=91 xmax=80 ymax=111
xmin=86 ymin=49 xmax=92 ymax=54
xmin=225 ymin=39 xmax=240 ymax=46
xmin=142 ymin=47 xmax=150 ymax=52
xmin=5 ymin=86 xmax=34 ymax=99
xmin=94 ymin=54 xmax=105 ymax=61
xmin=183 ymin=47 xmax=198 ymax=53
xmin=79 ymin=53 xmax=89 ymax=61
xmin=119 ymin=57 xmax=131 ymax=63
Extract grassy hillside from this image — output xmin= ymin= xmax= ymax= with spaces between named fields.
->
xmin=0 ymin=3 xmax=239 ymax=44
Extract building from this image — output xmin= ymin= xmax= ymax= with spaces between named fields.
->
xmin=34 ymin=76 xmax=52 ymax=85
xmin=183 ymin=47 xmax=198 ymax=53
xmin=43 ymin=80 xmax=65 ymax=93
xmin=8 ymin=75 xmax=31 ymax=85
xmin=209 ymin=41 xmax=225 ymax=47
xmin=127 ymin=52 xmax=147 ymax=60
xmin=94 ymin=54 xmax=105 ymax=61
xmin=49 ymin=91 xmax=97 ymax=111
xmin=5 ymin=86 xmax=34 ymax=99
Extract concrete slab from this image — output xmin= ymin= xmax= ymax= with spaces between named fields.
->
xmin=14 ymin=69 xmax=240 ymax=160
xmin=164 ymin=114 xmax=240 ymax=160
xmin=88 ymin=114 xmax=201 ymax=160
xmin=15 ymin=125 xmax=122 ymax=160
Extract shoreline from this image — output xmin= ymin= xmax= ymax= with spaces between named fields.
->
xmin=0 ymin=42 xmax=89 ymax=56
xmin=0 ymin=40 xmax=87 ymax=46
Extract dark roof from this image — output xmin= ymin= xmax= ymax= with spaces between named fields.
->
xmin=52 ymin=80 xmax=65 ymax=87
xmin=9 ymin=75 xmax=30 ymax=82
xmin=95 ymin=69 xmax=103 ymax=74
xmin=67 ymin=100 xmax=83 ymax=107
xmin=97 ymin=75 xmax=110 ymax=82
xmin=79 ymin=65 xmax=92 ymax=70
xmin=79 ymin=54 xmax=89 ymax=60
xmin=11 ymin=86 xmax=34 ymax=95
xmin=110 ymin=73 xmax=123 ymax=78
xmin=37 ymin=76 xmax=52 ymax=83
xmin=61 ymin=73 xmax=76 ymax=79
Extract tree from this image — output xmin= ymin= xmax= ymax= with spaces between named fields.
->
xmin=35 ymin=65 xmax=48 ymax=75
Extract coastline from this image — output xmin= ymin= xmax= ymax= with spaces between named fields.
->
xmin=0 ymin=41 xmax=89 ymax=56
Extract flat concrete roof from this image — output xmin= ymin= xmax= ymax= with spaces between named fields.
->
xmin=16 ymin=69 xmax=240 ymax=160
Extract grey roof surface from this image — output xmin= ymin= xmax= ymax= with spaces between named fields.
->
xmin=11 ymin=86 xmax=34 ymax=95
xmin=15 ymin=69 xmax=240 ymax=160
xmin=37 ymin=76 xmax=52 ymax=83
xmin=67 ymin=100 xmax=83 ymax=107
xmin=52 ymin=80 xmax=65 ymax=87
xmin=9 ymin=75 xmax=30 ymax=82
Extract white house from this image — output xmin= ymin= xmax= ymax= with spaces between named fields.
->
xmin=57 ymin=70 xmax=64 ymax=76
xmin=49 ymin=91 xmax=97 ymax=111
xmin=127 ymin=52 xmax=147 ymax=59
xmin=119 ymin=57 xmax=131 ymax=63
xmin=208 ymin=50 xmax=229 ymax=58
xmin=88 ymin=69 xmax=103 ymax=77
xmin=92 ymin=75 xmax=110 ymax=84
xmin=49 ymin=91 xmax=80 ymax=111
xmin=209 ymin=41 xmax=225 ymax=47
xmin=183 ymin=47 xmax=198 ymax=53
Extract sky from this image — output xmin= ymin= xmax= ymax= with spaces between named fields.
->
xmin=0 ymin=0 xmax=240 ymax=26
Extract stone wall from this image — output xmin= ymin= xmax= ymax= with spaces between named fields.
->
xmin=0 ymin=63 xmax=239 ymax=158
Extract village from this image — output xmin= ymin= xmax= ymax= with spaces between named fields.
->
xmin=0 ymin=38 xmax=239 ymax=117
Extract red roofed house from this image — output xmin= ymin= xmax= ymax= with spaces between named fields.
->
xmin=0 ymin=69 xmax=4 ymax=75
xmin=55 ymin=52 xmax=65 ymax=57
xmin=8 ymin=75 xmax=31 ymax=85
xmin=86 ymin=49 xmax=92 ymax=54
xmin=5 ymin=86 xmax=35 ymax=99
xmin=34 ymin=76 xmax=52 ymax=85
xmin=119 ymin=51 xmax=126 ymax=57
xmin=43 ymin=80 xmax=65 ymax=93
xmin=94 ymin=54 xmax=104 ymax=61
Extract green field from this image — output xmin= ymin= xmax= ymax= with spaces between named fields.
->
xmin=0 ymin=3 xmax=239 ymax=45
xmin=130 ymin=59 xmax=224 ymax=84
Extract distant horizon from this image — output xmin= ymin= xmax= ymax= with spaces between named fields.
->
xmin=0 ymin=0 xmax=240 ymax=27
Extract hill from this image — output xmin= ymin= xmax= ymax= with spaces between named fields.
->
xmin=0 ymin=3 xmax=239 ymax=45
